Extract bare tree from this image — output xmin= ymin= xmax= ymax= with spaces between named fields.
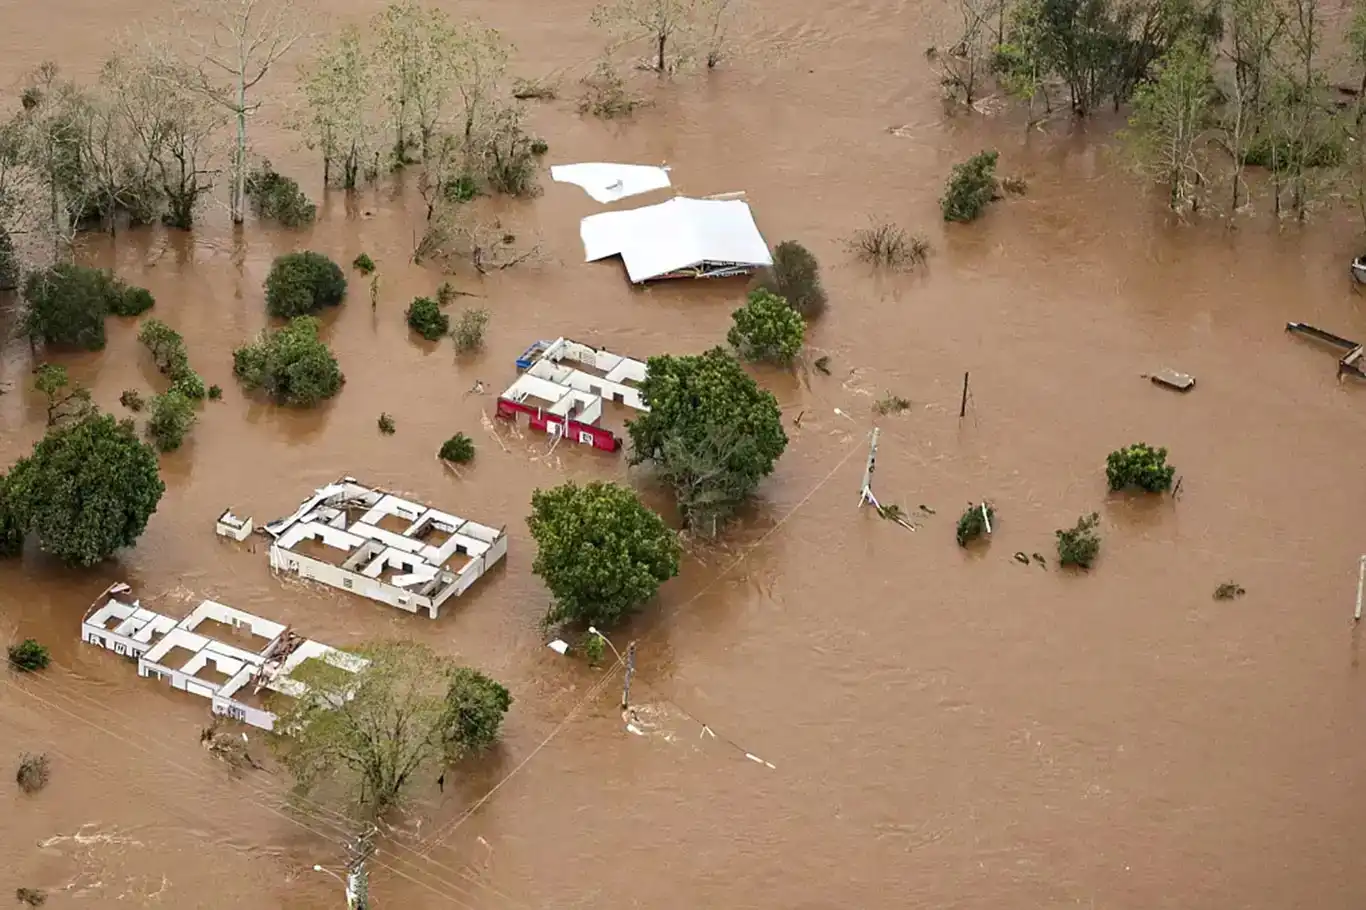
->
xmin=591 ymin=0 xmax=700 ymax=73
xmin=12 ymin=64 xmax=89 ymax=263
xmin=1123 ymin=36 xmax=1215 ymax=213
xmin=170 ymin=0 xmax=306 ymax=224
xmin=1218 ymin=0 xmax=1284 ymax=214
xmin=929 ymin=0 xmax=1004 ymax=107
xmin=1269 ymin=0 xmax=1336 ymax=221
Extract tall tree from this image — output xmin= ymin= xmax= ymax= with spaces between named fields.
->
xmin=274 ymin=641 xmax=512 ymax=816
xmin=931 ymin=0 xmax=1005 ymax=106
xmin=592 ymin=0 xmax=700 ymax=73
xmin=1266 ymin=0 xmax=1337 ymax=221
xmin=172 ymin=0 xmax=305 ymax=224
xmin=4 ymin=413 xmax=165 ymax=567
xmin=1123 ymin=36 xmax=1215 ymax=212
xmin=627 ymin=347 xmax=788 ymax=534
xmin=1219 ymin=0 xmax=1284 ymax=213
xmin=300 ymin=25 xmax=376 ymax=188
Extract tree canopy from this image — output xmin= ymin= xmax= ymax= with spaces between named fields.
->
xmin=2 ymin=413 xmax=165 ymax=566
xmin=232 ymin=316 xmax=345 ymax=407
xmin=941 ymin=150 xmax=1000 ymax=223
xmin=727 ymin=288 xmax=805 ymax=365
xmin=1105 ymin=442 xmax=1175 ymax=492
xmin=264 ymin=251 xmax=347 ymax=319
xmin=627 ymin=348 xmax=788 ymax=533
xmin=754 ymin=240 xmax=827 ymax=318
xmin=274 ymin=641 xmax=512 ymax=816
xmin=145 ymin=390 xmax=197 ymax=452
xmin=20 ymin=264 xmax=120 ymax=350
xmin=527 ymin=480 xmax=681 ymax=628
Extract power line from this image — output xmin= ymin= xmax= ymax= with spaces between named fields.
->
xmin=0 ymin=671 xmax=506 ymax=910
xmin=414 ymin=434 xmax=865 ymax=858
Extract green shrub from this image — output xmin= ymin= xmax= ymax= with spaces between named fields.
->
xmin=956 ymin=502 xmax=995 ymax=547
xmin=119 ymin=389 xmax=145 ymax=412
xmin=439 ymin=433 xmax=475 ymax=464
xmin=265 ymin=251 xmax=347 ymax=319
xmin=444 ymin=175 xmax=479 ymax=204
xmin=452 ymin=308 xmax=490 ymax=352
xmin=582 ymin=632 xmax=605 ymax=666
xmin=352 ymin=253 xmax=376 ymax=274
xmin=530 ymin=138 xmax=549 ymax=155
xmin=443 ymin=668 xmax=513 ymax=755
xmin=170 ymin=372 xmax=207 ymax=401
xmin=137 ymin=319 xmax=190 ymax=377
xmin=727 ymin=289 xmax=805 ymax=365
xmin=208 ymin=384 xmax=223 ymax=400
xmin=941 ymin=149 xmax=999 ymax=223
xmin=377 ymin=413 xmax=396 ymax=435
xmin=754 ymin=240 xmax=827 ymax=318
xmin=1105 ymin=443 xmax=1175 ymax=493
xmin=406 ymin=296 xmax=449 ymax=341
xmin=7 ymin=639 xmax=50 ymax=672
xmin=245 ymin=162 xmax=317 ymax=227
xmin=1057 ymin=513 xmax=1101 ymax=569
xmin=145 ymin=391 xmax=197 ymax=452
xmin=110 ymin=285 xmax=154 ymax=317
xmin=232 ymin=316 xmax=344 ymax=407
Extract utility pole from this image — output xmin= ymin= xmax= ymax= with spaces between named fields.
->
xmin=621 ymin=642 xmax=637 ymax=709
xmin=1355 ymin=555 xmax=1365 ymax=622
xmin=959 ymin=371 xmax=970 ymax=419
xmin=346 ymin=825 xmax=376 ymax=910
xmin=858 ymin=427 xmax=880 ymax=509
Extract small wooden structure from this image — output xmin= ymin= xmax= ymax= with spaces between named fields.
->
xmin=1150 ymin=369 xmax=1195 ymax=392
xmin=1285 ymin=322 xmax=1366 ymax=380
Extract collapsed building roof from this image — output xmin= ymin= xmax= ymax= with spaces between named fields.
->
xmin=550 ymin=162 xmax=672 ymax=203
xmin=579 ymin=196 xmax=773 ymax=283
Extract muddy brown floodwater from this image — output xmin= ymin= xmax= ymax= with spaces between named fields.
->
xmin=4 ymin=0 xmax=1366 ymax=907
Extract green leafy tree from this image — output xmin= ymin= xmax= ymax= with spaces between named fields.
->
xmin=4 ymin=413 xmax=165 ymax=566
xmin=33 ymin=363 xmax=94 ymax=428
xmin=941 ymin=150 xmax=999 ymax=222
xmin=232 ymin=316 xmax=345 ymax=407
xmin=753 ymin=240 xmax=827 ymax=318
xmin=405 ymin=296 xmax=449 ymax=340
xmin=244 ymin=162 xmax=317 ymax=227
xmin=956 ymin=502 xmax=995 ymax=547
xmin=1123 ymin=37 xmax=1215 ymax=212
xmin=443 ymin=668 xmax=512 ymax=755
xmin=1105 ymin=442 xmax=1175 ymax=492
xmin=0 ymin=474 xmax=23 ymax=558
xmin=145 ymin=390 xmax=197 ymax=452
xmin=627 ymin=348 xmax=788 ymax=533
xmin=137 ymin=318 xmax=190 ymax=377
xmin=727 ymin=288 xmax=805 ymax=365
xmin=528 ymin=480 xmax=682 ymax=628
xmin=439 ymin=433 xmax=475 ymax=463
xmin=265 ymin=251 xmax=347 ymax=318
xmin=1057 ymin=512 xmax=1101 ymax=568
xmin=274 ymin=641 xmax=511 ymax=815
xmin=109 ymin=285 xmax=154 ymax=317
xmin=20 ymin=264 xmax=123 ymax=350
xmin=8 ymin=639 xmax=50 ymax=672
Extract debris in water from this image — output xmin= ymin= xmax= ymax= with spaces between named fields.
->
xmin=918 ymin=504 xmax=936 ymax=515
xmin=547 ymin=639 xmax=570 ymax=655
xmin=1014 ymin=552 xmax=1030 ymax=565
xmin=16 ymin=753 xmax=50 ymax=793
xmin=1147 ymin=368 xmax=1195 ymax=392
xmin=873 ymin=392 xmax=911 ymax=416
xmin=16 ymin=888 xmax=46 ymax=907
xmin=814 ymin=355 xmax=831 ymax=375
xmin=876 ymin=502 xmax=915 ymax=531
xmin=1213 ymin=582 xmax=1246 ymax=601
xmin=1031 ymin=552 xmax=1047 ymax=568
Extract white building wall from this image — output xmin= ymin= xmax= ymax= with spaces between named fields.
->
xmin=271 ymin=547 xmax=429 ymax=615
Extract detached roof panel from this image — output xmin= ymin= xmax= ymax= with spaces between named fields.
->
xmin=550 ymin=163 xmax=671 ymax=203
xmin=580 ymin=197 xmax=773 ymax=283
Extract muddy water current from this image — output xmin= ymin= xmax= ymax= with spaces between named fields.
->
xmin=4 ymin=0 xmax=1366 ymax=907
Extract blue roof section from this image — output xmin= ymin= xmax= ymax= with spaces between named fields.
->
xmin=515 ymin=340 xmax=553 ymax=371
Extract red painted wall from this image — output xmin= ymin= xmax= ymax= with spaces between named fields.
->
xmin=496 ymin=398 xmax=621 ymax=452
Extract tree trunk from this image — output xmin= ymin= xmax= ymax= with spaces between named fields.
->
xmin=231 ymin=75 xmax=247 ymax=225
xmin=657 ymin=33 xmax=667 ymax=72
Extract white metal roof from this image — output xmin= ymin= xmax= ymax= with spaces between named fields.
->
xmin=550 ymin=162 xmax=671 ymax=203
xmin=580 ymin=196 xmax=773 ymax=283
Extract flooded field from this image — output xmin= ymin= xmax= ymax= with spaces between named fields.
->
xmin=4 ymin=0 xmax=1366 ymax=907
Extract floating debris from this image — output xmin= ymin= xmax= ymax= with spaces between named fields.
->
xmin=1213 ymin=582 xmax=1246 ymax=601
xmin=917 ymin=504 xmax=936 ymax=515
xmin=873 ymin=392 xmax=911 ymax=416
xmin=1148 ymin=368 xmax=1195 ymax=392
xmin=1013 ymin=552 xmax=1030 ymax=565
xmin=1031 ymin=552 xmax=1047 ymax=568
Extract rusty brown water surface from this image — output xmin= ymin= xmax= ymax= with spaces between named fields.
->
xmin=4 ymin=0 xmax=1366 ymax=907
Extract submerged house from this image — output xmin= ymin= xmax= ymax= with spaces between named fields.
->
xmin=496 ymin=337 xmax=649 ymax=451
xmin=262 ymin=477 xmax=507 ymax=618
xmin=579 ymin=196 xmax=773 ymax=283
xmin=82 ymin=582 xmax=367 ymax=731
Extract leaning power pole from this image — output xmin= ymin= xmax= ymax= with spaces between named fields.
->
xmin=346 ymin=825 xmax=376 ymax=909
